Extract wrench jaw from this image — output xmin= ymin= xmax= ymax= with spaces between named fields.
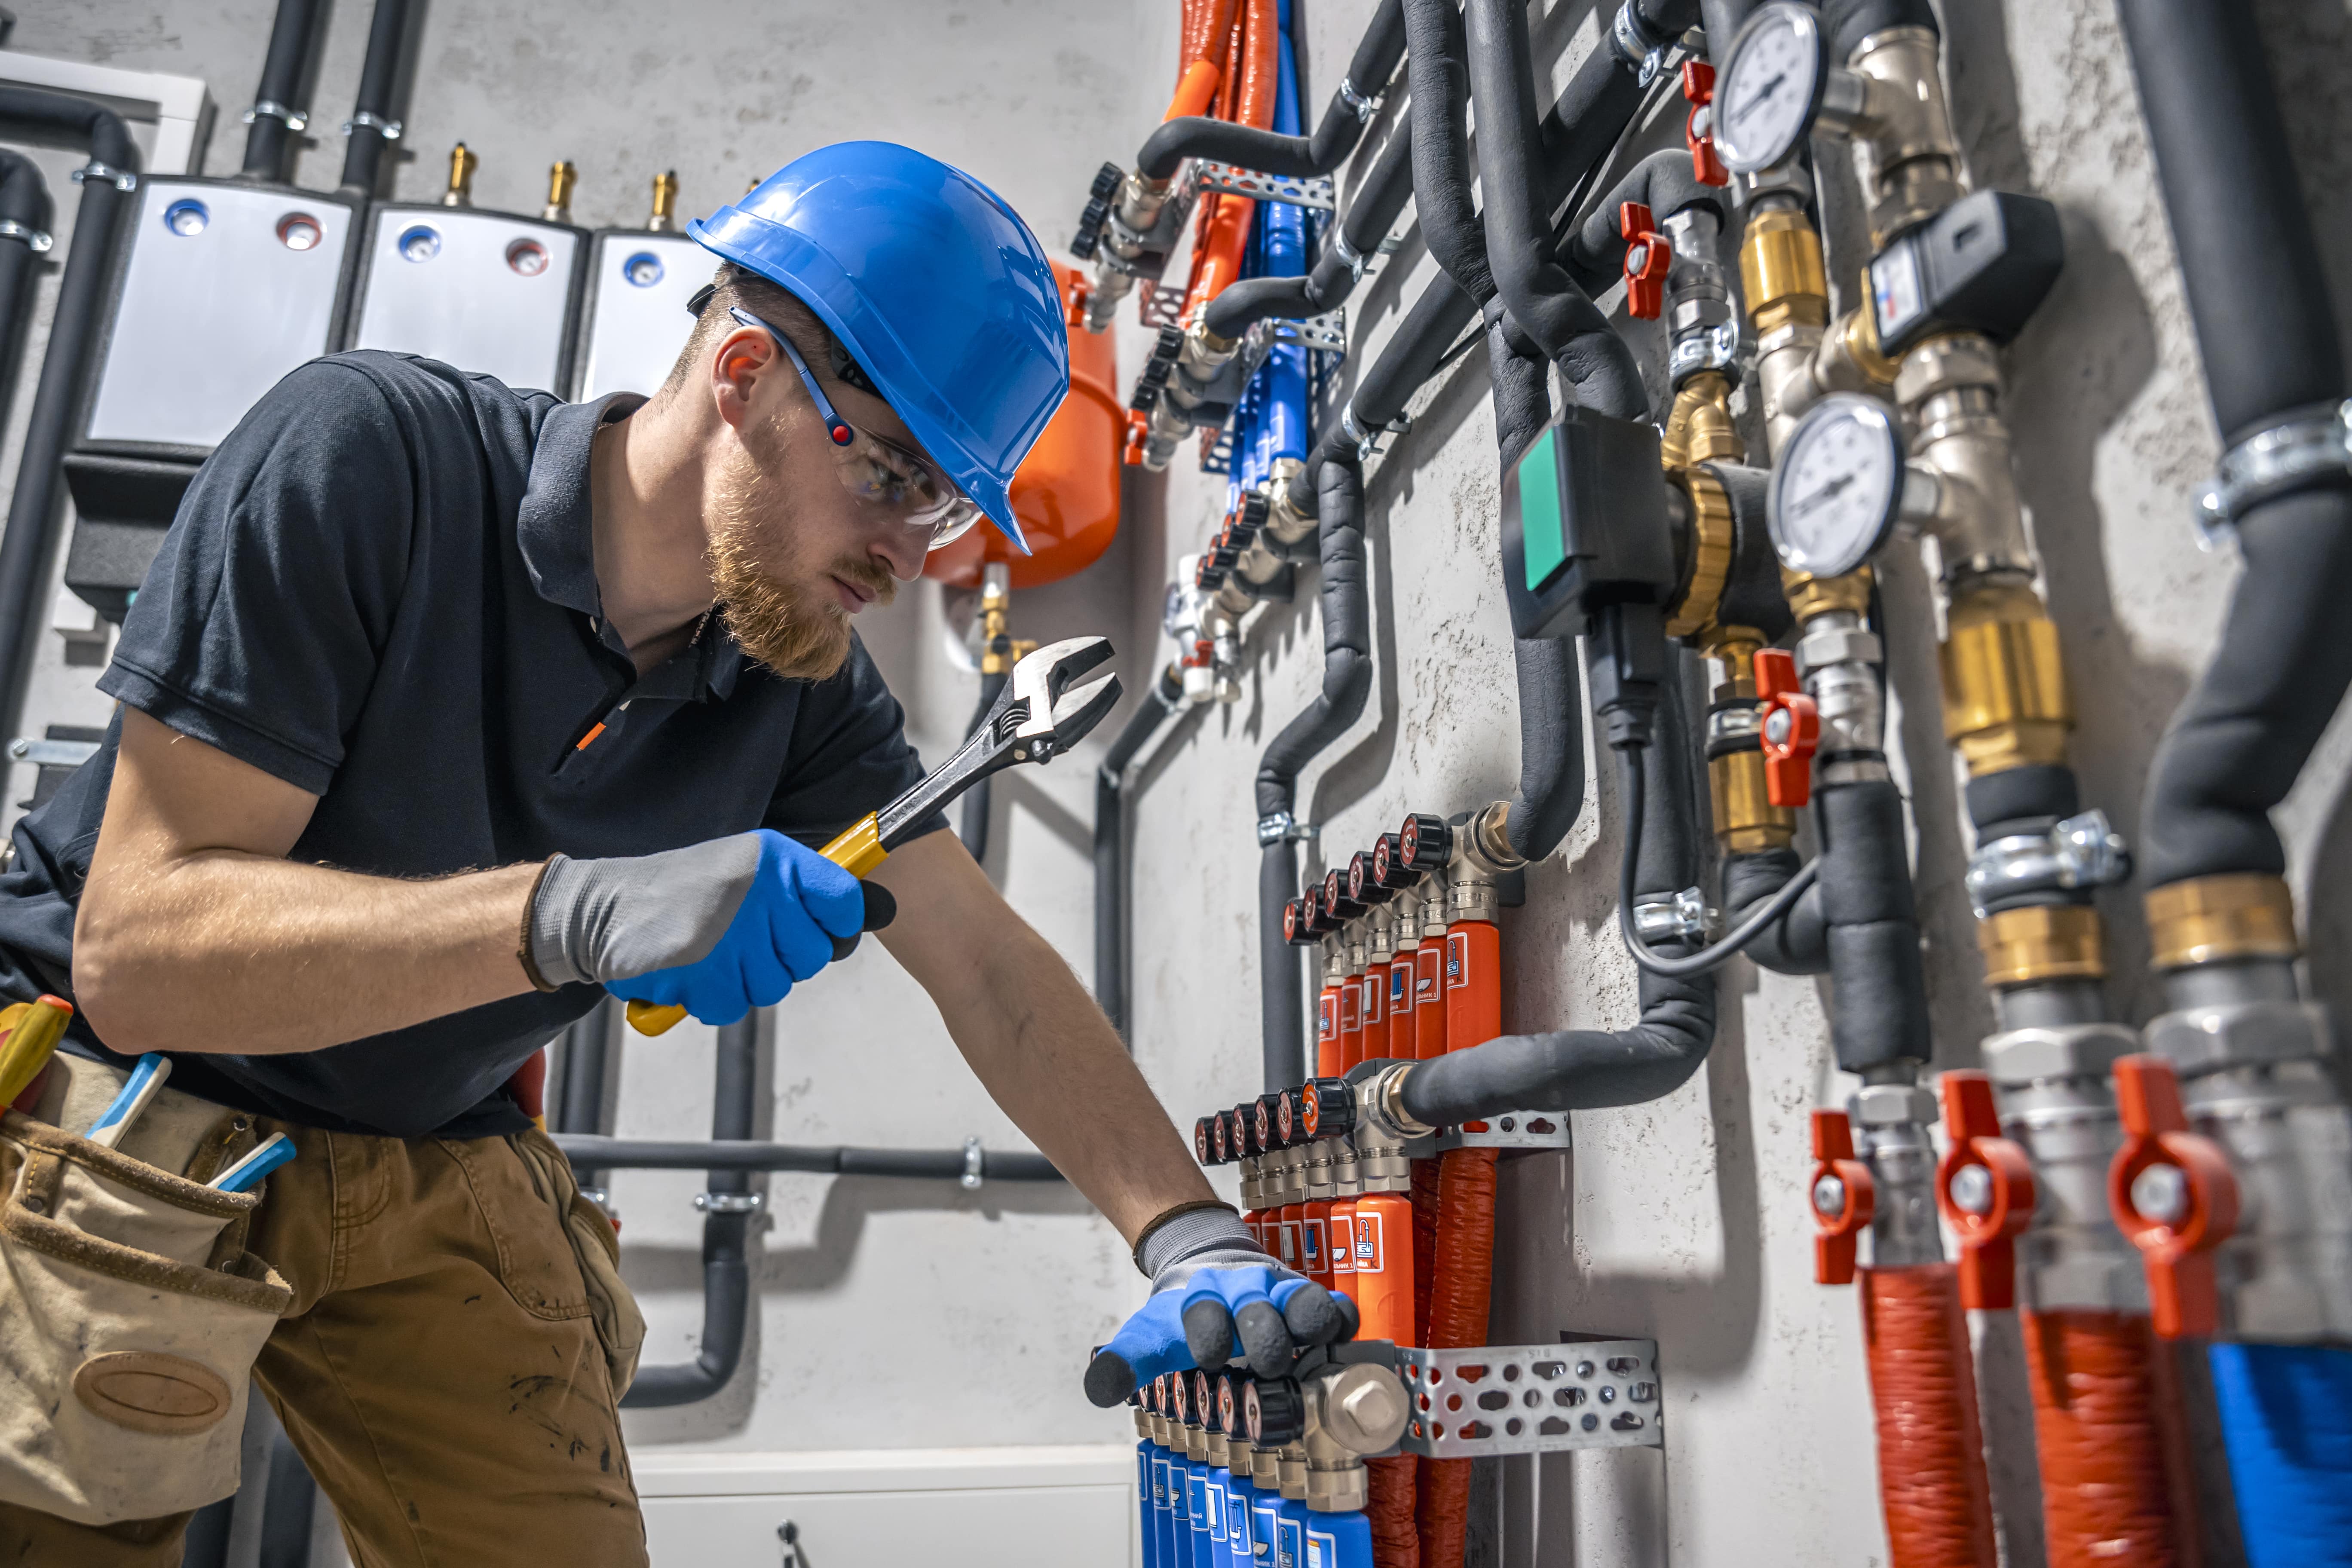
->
xmin=1029 ymin=673 xmax=1122 ymax=763
xmin=1011 ymin=636 xmax=1115 ymax=741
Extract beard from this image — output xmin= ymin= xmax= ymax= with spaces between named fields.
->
xmin=707 ymin=438 xmax=897 ymax=681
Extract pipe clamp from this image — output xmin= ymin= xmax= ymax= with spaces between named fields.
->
xmin=2193 ymin=398 xmax=2352 ymax=551
xmin=1668 ymin=318 xmax=1741 ymax=383
xmin=692 ymin=1191 xmax=764 ymax=1214
xmin=242 ymin=99 xmax=309 ymax=132
xmin=1610 ymin=2 xmax=1674 ymax=85
xmin=1343 ymin=407 xmax=1410 ymax=462
xmin=1256 ymin=812 xmax=1316 ymax=845
xmin=0 ymin=221 xmax=51 ymax=254
xmin=342 ymin=111 xmax=404 ymax=141
xmin=71 ymin=162 xmax=138 ymax=193
xmin=1337 ymin=77 xmax=1380 ymax=124
xmin=1632 ymin=887 xmax=1716 ymax=945
xmin=961 ymin=1136 xmax=985 ymax=1190
xmin=1964 ymin=808 xmax=2131 ymax=918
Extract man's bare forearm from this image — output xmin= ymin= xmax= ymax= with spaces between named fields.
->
xmin=75 ymin=853 xmax=540 ymax=1056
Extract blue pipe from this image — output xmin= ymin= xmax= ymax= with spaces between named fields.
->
xmin=2209 ymin=1341 xmax=2352 ymax=1568
xmin=1139 ymin=1440 xmax=1160 ymax=1568
xmin=1304 ymin=1508 xmax=1372 ymax=1568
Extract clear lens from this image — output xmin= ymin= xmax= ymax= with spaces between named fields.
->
xmin=829 ymin=429 xmax=982 ymax=550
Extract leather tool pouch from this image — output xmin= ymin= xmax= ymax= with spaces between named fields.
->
xmin=0 ymin=1059 xmax=291 ymax=1525
xmin=512 ymin=1126 xmax=645 ymax=1399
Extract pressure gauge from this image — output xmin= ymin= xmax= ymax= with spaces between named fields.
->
xmin=1713 ymin=3 xmax=1830 ymax=175
xmin=1769 ymin=394 xmax=1905 ymax=578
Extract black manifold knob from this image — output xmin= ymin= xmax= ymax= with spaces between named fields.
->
xmin=1301 ymin=886 xmax=1343 ymax=937
xmin=1399 ymin=812 xmax=1451 ymax=873
xmin=1237 ymin=492 xmax=1270 ymax=536
xmin=1193 ymin=1116 xmax=1217 ymax=1166
xmin=1369 ymin=831 xmax=1418 ymax=892
xmin=1320 ymin=868 xmax=1367 ymax=923
xmin=1070 ymin=197 xmax=1110 ymax=260
xmin=1229 ymin=1105 xmax=1257 ymax=1158
xmin=1216 ymin=1372 xmax=1251 ymax=1439
xmin=1090 ymin=162 xmax=1123 ymax=202
xmin=1283 ymin=895 xmax=1326 ymax=946
xmin=1195 ymin=558 xmax=1228 ymax=591
xmin=1298 ymin=1077 xmax=1355 ymax=1141
xmin=1245 ymin=1377 xmax=1306 ymax=1446
xmin=1347 ymin=849 xmax=1394 ymax=906
xmin=1210 ymin=1112 xmax=1232 ymax=1164
xmin=1253 ymin=1094 xmax=1282 ymax=1153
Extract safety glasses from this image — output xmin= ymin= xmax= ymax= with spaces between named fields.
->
xmin=726 ymin=307 xmax=986 ymax=552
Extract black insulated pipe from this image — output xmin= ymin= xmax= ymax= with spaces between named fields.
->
xmin=2120 ymin=0 xmax=2352 ymax=890
xmin=959 ymin=669 xmax=1008 ymax=864
xmin=1095 ymin=663 xmax=1185 ymax=1038
xmin=622 ymin=1016 xmax=758 ymax=1408
xmin=1139 ymin=0 xmax=1406 ymax=179
xmin=553 ymin=1136 xmax=1065 ymax=1182
xmin=1561 ymin=148 xmax=1726 ymax=300
xmin=1403 ymin=0 xmax=1496 ymax=306
xmin=1816 ymin=779 xmax=1932 ymax=1072
xmin=338 ymin=0 xmax=412 ymax=197
xmin=1721 ymin=848 xmax=1829 ymax=974
xmin=1292 ymin=274 xmax=1481 ymax=511
xmin=239 ymin=0 xmax=324 ymax=183
xmin=0 ymin=90 xmax=138 ymax=747
xmin=1256 ymin=459 xmax=1372 ymax=1090
xmin=1820 ymin=0 xmax=1937 ymax=64
xmin=1201 ymin=118 xmax=1417 ymax=338
xmin=0 ymin=152 xmax=49 ymax=416
xmin=1401 ymin=675 xmax=1715 ymax=1123
xmin=1464 ymin=0 xmax=1648 ymax=422
xmin=1697 ymin=0 xmax=1761 ymax=57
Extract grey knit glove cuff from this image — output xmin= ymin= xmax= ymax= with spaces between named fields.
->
xmin=526 ymin=833 xmax=766 ymax=988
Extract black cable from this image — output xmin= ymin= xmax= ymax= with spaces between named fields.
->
xmin=1615 ymin=747 xmax=1819 ymax=977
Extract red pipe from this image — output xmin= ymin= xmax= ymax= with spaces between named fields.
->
xmin=1860 ymin=1265 xmax=1999 ymax=1568
xmin=1417 ymin=1149 xmax=1498 ymax=1568
xmin=1179 ymin=0 xmax=1277 ymax=325
xmin=2022 ymin=1309 xmax=2198 ymax=1568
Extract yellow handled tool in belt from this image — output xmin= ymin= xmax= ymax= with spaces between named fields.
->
xmin=0 ymin=995 xmax=76 ymax=1107
xmin=625 ymin=636 xmax=1121 ymax=1036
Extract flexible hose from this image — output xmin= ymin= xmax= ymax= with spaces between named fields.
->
xmin=338 ymin=0 xmax=411 ymax=196
xmin=1418 ymin=1148 xmax=1498 ymax=1568
xmin=1367 ymin=1455 xmax=1420 ymax=1568
xmin=2020 ymin=1310 xmax=2192 ymax=1568
xmin=1860 ymin=1265 xmax=1998 ymax=1568
xmin=2207 ymin=1342 xmax=2352 ymax=1568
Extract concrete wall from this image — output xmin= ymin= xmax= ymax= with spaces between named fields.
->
xmin=7 ymin=0 xmax=2352 ymax=1564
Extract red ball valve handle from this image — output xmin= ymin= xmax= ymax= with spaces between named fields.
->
xmin=1682 ymin=61 xmax=1728 ymax=186
xmin=1755 ymin=647 xmax=1820 ymax=809
xmin=1620 ymin=202 xmax=1672 ymax=321
xmin=1810 ymin=1108 xmax=1876 ymax=1286
xmin=1933 ymin=1071 xmax=2039 ymax=1310
xmin=2107 ymin=1054 xmax=2240 ymax=1339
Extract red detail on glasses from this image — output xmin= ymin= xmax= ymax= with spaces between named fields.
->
xmin=829 ymin=423 xmax=854 ymax=446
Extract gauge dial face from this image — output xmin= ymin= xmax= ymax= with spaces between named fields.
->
xmin=1770 ymin=394 xmax=1904 ymax=578
xmin=1715 ymin=4 xmax=1826 ymax=174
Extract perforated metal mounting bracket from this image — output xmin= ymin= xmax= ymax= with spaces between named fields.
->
xmin=1270 ymin=310 xmax=1346 ymax=355
xmin=1191 ymin=161 xmax=1336 ymax=211
xmin=1435 ymin=1112 xmax=1572 ymax=1152
xmin=1397 ymin=1338 xmax=1663 ymax=1458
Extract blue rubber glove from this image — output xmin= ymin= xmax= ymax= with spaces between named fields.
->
xmin=1084 ymin=1208 xmax=1357 ymax=1407
xmin=527 ymin=829 xmax=864 ymax=1025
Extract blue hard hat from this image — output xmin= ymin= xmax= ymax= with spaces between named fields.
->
xmin=690 ymin=142 xmax=1069 ymax=553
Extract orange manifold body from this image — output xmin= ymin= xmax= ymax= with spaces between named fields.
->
xmin=1350 ymin=1193 xmax=1417 ymax=1346
xmin=1860 ymin=1264 xmax=1998 ymax=1568
xmin=1317 ymin=984 xmax=1342 ymax=1078
xmin=1443 ymin=922 xmax=1501 ymax=1052
xmin=1387 ymin=959 xmax=1418 ymax=1060
xmin=1414 ymin=946 xmax=1446 ymax=1058
xmin=1339 ymin=974 xmax=1366 ymax=1072
xmin=1329 ymin=1197 xmax=1358 ymax=1299
xmin=1274 ymin=1200 xmax=1304 ymax=1274
xmin=1362 ymin=961 xmax=1391 ymax=1062
xmin=1301 ymin=1198 xmax=1335 ymax=1289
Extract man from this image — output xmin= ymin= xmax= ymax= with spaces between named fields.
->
xmin=0 ymin=143 xmax=1335 ymax=1564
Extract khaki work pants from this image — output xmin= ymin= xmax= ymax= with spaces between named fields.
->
xmin=0 ymin=1121 xmax=649 ymax=1567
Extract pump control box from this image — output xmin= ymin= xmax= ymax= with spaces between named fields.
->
xmin=1501 ymin=407 xmax=1676 ymax=641
xmin=576 ymin=230 xmax=708 ymax=400
xmin=1868 ymin=189 xmax=2063 ymax=358
xmin=346 ymin=204 xmax=588 ymax=395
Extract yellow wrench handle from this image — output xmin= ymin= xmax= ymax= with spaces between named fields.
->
xmin=623 ymin=815 xmax=888 ymax=1037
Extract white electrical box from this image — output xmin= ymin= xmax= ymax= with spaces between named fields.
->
xmin=576 ymin=230 xmax=707 ymax=400
xmin=347 ymin=204 xmax=587 ymax=395
xmin=83 ymin=178 xmax=357 ymax=451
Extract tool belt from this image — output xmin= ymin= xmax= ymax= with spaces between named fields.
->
xmin=0 ymin=1053 xmax=289 ymax=1525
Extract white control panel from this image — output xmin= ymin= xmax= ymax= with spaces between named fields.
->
xmin=349 ymin=206 xmax=583 ymax=395
xmin=577 ymin=231 xmax=709 ymax=400
xmin=86 ymin=179 xmax=354 ymax=450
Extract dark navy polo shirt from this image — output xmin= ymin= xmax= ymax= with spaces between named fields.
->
xmin=0 ymin=351 xmax=940 ymax=1137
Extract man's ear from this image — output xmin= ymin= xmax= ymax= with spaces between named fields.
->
xmin=709 ymin=325 xmax=778 ymax=434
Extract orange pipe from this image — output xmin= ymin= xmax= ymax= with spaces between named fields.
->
xmin=1414 ymin=944 xmax=1446 ymax=1058
xmin=1339 ymin=966 xmax=1365 ymax=1070
xmin=1350 ymin=1193 xmax=1417 ymax=1345
xmin=1443 ymin=921 xmax=1501 ymax=1053
xmin=1418 ymin=1148 xmax=1499 ymax=1568
xmin=1367 ymin=1455 xmax=1421 ymax=1568
xmin=1167 ymin=58 xmax=1223 ymax=122
xmin=1317 ymin=979 xmax=1343 ymax=1077
xmin=1180 ymin=0 xmax=1278 ymax=325
xmin=1362 ymin=958 xmax=1392 ymax=1063
xmin=1860 ymin=1265 xmax=1998 ymax=1568
xmin=2021 ymin=1309 xmax=2197 ymax=1568
xmin=1385 ymin=952 xmax=1416 ymax=1060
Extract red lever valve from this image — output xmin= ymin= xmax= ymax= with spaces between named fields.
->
xmin=1754 ymin=648 xmax=1820 ymax=808
xmin=1809 ymin=1109 xmax=1876 ymax=1286
xmin=1682 ymin=62 xmax=1727 ymax=187
xmin=1934 ymin=1071 xmax=2039 ymax=1310
xmin=1619 ymin=202 xmax=1672 ymax=321
xmin=2108 ymin=1055 xmax=2240 ymax=1339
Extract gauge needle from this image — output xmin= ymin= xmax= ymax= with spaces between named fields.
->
xmin=1733 ymin=74 xmax=1787 ymax=125
xmin=1789 ymin=473 xmax=1856 ymax=517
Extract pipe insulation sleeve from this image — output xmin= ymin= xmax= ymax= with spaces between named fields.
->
xmin=0 ymin=152 xmax=48 ymax=397
xmin=1819 ymin=0 xmax=1939 ymax=63
xmin=1861 ymin=1265 xmax=1999 ymax=1568
xmin=339 ymin=0 xmax=412 ymax=193
xmin=0 ymin=89 xmax=138 ymax=745
xmin=1816 ymin=779 xmax=1932 ymax=1072
xmin=2021 ymin=1310 xmax=2193 ymax=1568
xmin=1720 ymin=849 xmax=1829 ymax=974
xmin=1401 ymin=0 xmax=1495 ymax=306
xmin=1095 ymin=665 xmax=1185 ymax=1039
xmin=241 ymin=0 xmax=325 ymax=181
xmin=1139 ymin=0 xmax=1404 ymax=178
xmin=1366 ymin=1455 xmax=1420 ymax=1567
xmin=958 ymin=669 xmax=1008 ymax=864
xmin=1256 ymin=460 xmax=1371 ymax=1088
xmin=2122 ymin=0 xmax=2352 ymax=886
xmin=1461 ymin=0 xmax=1648 ymax=420
xmin=1561 ymin=148 xmax=1729 ymax=300
xmin=2208 ymin=1342 xmax=2352 ymax=1568
xmin=1416 ymin=1147 xmax=1498 ymax=1567
xmin=1697 ymin=0 xmax=1763 ymax=56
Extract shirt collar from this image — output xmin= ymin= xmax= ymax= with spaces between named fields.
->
xmin=516 ymin=390 xmax=746 ymax=701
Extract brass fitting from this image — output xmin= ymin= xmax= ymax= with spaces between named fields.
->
xmin=1739 ymin=206 xmax=1829 ymax=336
xmin=974 ymin=570 xmax=1035 ymax=677
xmin=442 ymin=143 xmax=478 ymax=207
xmin=1663 ymin=466 xmax=1736 ymax=640
xmin=2146 ymin=874 xmax=2300 ymax=971
xmin=648 ymin=170 xmax=679 ymax=232
xmin=1823 ymin=294 xmax=1900 ymax=391
xmin=543 ymin=160 xmax=576 ymax=224
xmin=1660 ymin=372 xmax=1745 ymax=471
xmin=1978 ymin=904 xmax=2105 ymax=987
xmin=1706 ymin=636 xmax=1795 ymax=854
xmin=1939 ymin=579 xmax=2070 ymax=775
xmin=1782 ymin=567 xmax=1872 ymax=628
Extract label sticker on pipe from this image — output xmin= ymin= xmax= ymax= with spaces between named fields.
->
xmin=1301 ymin=1219 xmax=1323 ymax=1270
xmin=1391 ymin=968 xmax=1409 ymax=1007
xmin=1447 ymin=931 xmax=1470 ymax=989
xmin=1318 ymin=993 xmax=1336 ymax=1043
xmin=1339 ymin=985 xmax=1361 ymax=1032
xmin=1356 ymin=1212 xmax=1381 ymax=1269
xmin=1361 ymin=974 xmax=1381 ymax=1026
